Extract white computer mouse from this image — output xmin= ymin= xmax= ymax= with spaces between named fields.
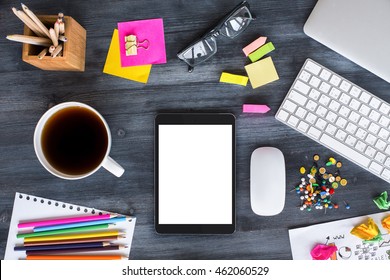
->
xmin=250 ymin=147 xmax=286 ymax=216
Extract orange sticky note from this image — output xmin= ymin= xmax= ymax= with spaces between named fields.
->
xmin=103 ymin=29 xmax=152 ymax=83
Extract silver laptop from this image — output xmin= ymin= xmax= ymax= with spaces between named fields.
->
xmin=304 ymin=0 xmax=390 ymax=83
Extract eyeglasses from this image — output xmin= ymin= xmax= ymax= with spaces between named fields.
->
xmin=177 ymin=1 xmax=255 ymax=72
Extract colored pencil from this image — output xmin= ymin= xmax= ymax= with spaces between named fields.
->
xmin=12 ymin=8 xmax=45 ymax=37
xmin=18 ymin=213 xmax=116 ymax=228
xmin=6 ymin=35 xmax=52 ymax=47
xmin=24 ymin=230 xmax=123 ymax=243
xmin=23 ymin=235 xmax=126 ymax=246
xmin=17 ymin=224 xmax=113 ymax=238
xmin=33 ymin=216 xmax=128 ymax=232
xmin=26 ymin=255 xmax=126 ymax=260
xmin=15 ymin=241 xmax=111 ymax=251
xmin=21 ymin=3 xmax=51 ymax=38
xmin=26 ymin=245 xmax=126 ymax=255
xmin=49 ymin=28 xmax=58 ymax=47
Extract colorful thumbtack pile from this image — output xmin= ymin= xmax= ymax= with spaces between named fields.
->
xmin=294 ymin=154 xmax=350 ymax=212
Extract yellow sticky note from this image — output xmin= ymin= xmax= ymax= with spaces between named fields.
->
xmin=103 ymin=29 xmax=152 ymax=83
xmin=220 ymin=72 xmax=248 ymax=86
xmin=244 ymin=56 xmax=279 ymax=89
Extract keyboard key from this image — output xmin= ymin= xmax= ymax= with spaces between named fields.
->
xmin=283 ymin=100 xmax=297 ymax=113
xmin=289 ymin=90 xmax=307 ymax=106
xmin=308 ymin=127 xmax=321 ymax=139
xmin=359 ymin=104 xmax=371 ymax=116
xmin=319 ymin=95 xmax=330 ymax=106
xmin=319 ymin=69 xmax=331 ymax=81
xmin=385 ymin=158 xmax=390 ymax=168
xmin=340 ymin=80 xmax=351 ymax=92
xmin=358 ymin=117 xmax=370 ymax=129
xmin=304 ymin=60 xmax=321 ymax=75
xmin=368 ymin=122 xmax=380 ymax=134
xmin=329 ymin=88 xmax=341 ymax=99
xmin=299 ymin=70 xmax=311 ymax=82
xmin=379 ymin=103 xmax=390 ymax=115
xmin=359 ymin=91 xmax=371 ymax=103
xmin=385 ymin=145 xmax=390 ymax=155
xmin=339 ymin=93 xmax=351 ymax=105
xmin=356 ymin=128 xmax=367 ymax=140
xmin=305 ymin=112 xmax=317 ymax=124
xmin=348 ymin=111 xmax=360 ymax=123
xmin=325 ymin=124 xmax=337 ymax=135
xmin=346 ymin=123 xmax=358 ymax=134
xmin=309 ymin=76 xmax=321 ymax=88
xmin=309 ymin=89 xmax=320 ymax=100
xmin=339 ymin=106 xmax=351 ymax=118
xmin=349 ymin=99 xmax=361 ymax=111
xmin=378 ymin=128 xmax=390 ymax=140
xmin=369 ymin=97 xmax=381 ymax=109
xmin=375 ymin=152 xmax=386 ymax=164
xmin=320 ymin=134 xmax=370 ymax=167
xmin=306 ymin=100 xmax=318 ymax=111
xmin=335 ymin=130 xmax=347 ymax=141
xmin=329 ymin=75 xmax=341 ymax=87
xmin=350 ymin=86 xmax=361 ymax=98
xmin=369 ymin=161 xmax=383 ymax=174
xmin=315 ymin=118 xmax=327 ymax=130
xmin=326 ymin=111 xmax=337 ymax=122
xmin=368 ymin=110 xmax=380 ymax=122
xmin=336 ymin=117 xmax=347 ymax=129
xmin=297 ymin=121 xmax=309 ymax=133
xmin=294 ymin=80 xmax=311 ymax=95
xmin=381 ymin=169 xmax=390 ymax=180
xmin=366 ymin=134 xmax=377 ymax=146
xmin=355 ymin=141 xmax=367 ymax=152
xmin=316 ymin=106 xmax=327 ymax=118
xmin=365 ymin=146 xmax=376 ymax=158
xmin=378 ymin=116 xmax=390 ymax=128
xmin=329 ymin=100 xmax=340 ymax=112
xmin=375 ymin=139 xmax=386 ymax=150
xmin=345 ymin=135 xmax=357 ymax=147
xmin=295 ymin=107 xmax=307 ymax=119
xmin=319 ymin=82 xmax=331 ymax=93
xmin=288 ymin=115 xmax=299 ymax=127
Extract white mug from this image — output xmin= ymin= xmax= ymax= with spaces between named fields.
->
xmin=33 ymin=102 xmax=125 ymax=179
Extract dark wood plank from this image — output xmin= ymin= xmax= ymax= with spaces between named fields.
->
xmin=1 ymin=0 xmax=389 ymax=260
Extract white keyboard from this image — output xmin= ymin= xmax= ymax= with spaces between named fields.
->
xmin=276 ymin=58 xmax=390 ymax=183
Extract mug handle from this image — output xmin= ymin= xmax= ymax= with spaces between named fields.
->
xmin=102 ymin=156 xmax=125 ymax=177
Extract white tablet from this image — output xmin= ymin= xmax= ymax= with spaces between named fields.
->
xmin=155 ymin=113 xmax=236 ymax=234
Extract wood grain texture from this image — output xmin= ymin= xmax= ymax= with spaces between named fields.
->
xmin=1 ymin=0 xmax=390 ymax=260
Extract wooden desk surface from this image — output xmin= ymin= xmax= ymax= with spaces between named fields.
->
xmin=1 ymin=0 xmax=389 ymax=259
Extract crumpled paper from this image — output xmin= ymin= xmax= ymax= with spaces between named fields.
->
xmin=310 ymin=244 xmax=338 ymax=260
xmin=382 ymin=215 xmax=390 ymax=232
xmin=373 ymin=191 xmax=390 ymax=210
xmin=350 ymin=218 xmax=382 ymax=242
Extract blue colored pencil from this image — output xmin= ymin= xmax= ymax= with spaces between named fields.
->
xmin=33 ymin=216 xmax=129 ymax=232
xmin=14 ymin=241 xmax=110 ymax=251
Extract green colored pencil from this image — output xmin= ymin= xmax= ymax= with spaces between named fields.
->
xmin=17 ymin=224 xmax=113 ymax=238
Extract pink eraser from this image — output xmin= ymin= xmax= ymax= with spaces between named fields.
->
xmin=242 ymin=36 xmax=267 ymax=56
xmin=243 ymin=104 xmax=271 ymax=113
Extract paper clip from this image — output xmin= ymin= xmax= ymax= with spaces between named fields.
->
xmin=124 ymin=35 xmax=149 ymax=56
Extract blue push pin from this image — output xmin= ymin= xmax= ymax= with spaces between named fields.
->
xmin=343 ymin=200 xmax=350 ymax=209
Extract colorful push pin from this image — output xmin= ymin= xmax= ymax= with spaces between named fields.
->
xmin=319 ymin=167 xmax=326 ymax=174
xmin=326 ymin=157 xmax=337 ymax=166
xmin=313 ymin=154 xmax=320 ymax=161
xmin=340 ymin=179 xmax=348 ymax=186
xmin=336 ymin=161 xmax=342 ymax=168
xmin=335 ymin=176 xmax=341 ymax=182
xmin=300 ymin=166 xmax=306 ymax=174
xmin=343 ymin=200 xmax=350 ymax=209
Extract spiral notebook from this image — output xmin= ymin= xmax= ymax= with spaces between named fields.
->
xmin=4 ymin=192 xmax=136 ymax=260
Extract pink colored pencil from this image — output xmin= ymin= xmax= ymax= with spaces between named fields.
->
xmin=18 ymin=213 xmax=117 ymax=229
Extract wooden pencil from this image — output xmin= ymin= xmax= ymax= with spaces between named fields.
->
xmin=23 ymin=235 xmax=126 ymax=246
xmin=26 ymin=255 xmax=127 ymax=260
xmin=49 ymin=28 xmax=58 ymax=47
xmin=21 ymin=3 xmax=51 ymax=38
xmin=6 ymin=35 xmax=52 ymax=47
xmin=26 ymin=245 xmax=126 ymax=255
xmin=24 ymin=230 xmax=124 ymax=243
xmin=12 ymin=8 xmax=44 ymax=37
xmin=17 ymin=224 xmax=113 ymax=238
xmin=51 ymin=44 xmax=63 ymax=58
xmin=38 ymin=48 xmax=48 ymax=59
xmin=15 ymin=241 xmax=111 ymax=251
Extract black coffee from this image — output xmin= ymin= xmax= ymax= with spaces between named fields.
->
xmin=41 ymin=106 xmax=109 ymax=176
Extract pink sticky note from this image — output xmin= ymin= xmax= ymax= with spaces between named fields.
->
xmin=242 ymin=36 xmax=267 ymax=56
xmin=118 ymin=18 xmax=167 ymax=67
xmin=243 ymin=104 xmax=271 ymax=113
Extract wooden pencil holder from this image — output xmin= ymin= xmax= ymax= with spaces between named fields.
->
xmin=22 ymin=15 xmax=86 ymax=71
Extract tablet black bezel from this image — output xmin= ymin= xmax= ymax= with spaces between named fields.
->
xmin=154 ymin=113 xmax=236 ymax=234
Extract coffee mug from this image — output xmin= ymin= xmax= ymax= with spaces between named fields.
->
xmin=34 ymin=102 xmax=125 ymax=179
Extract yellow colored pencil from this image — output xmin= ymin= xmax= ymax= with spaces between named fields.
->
xmin=24 ymin=230 xmax=123 ymax=243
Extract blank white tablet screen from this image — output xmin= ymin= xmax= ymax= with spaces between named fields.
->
xmin=158 ymin=125 xmax=232 ymax=224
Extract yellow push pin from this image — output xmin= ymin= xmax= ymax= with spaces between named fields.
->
xmin=299 ymin=166 xmax=306 ymax=174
